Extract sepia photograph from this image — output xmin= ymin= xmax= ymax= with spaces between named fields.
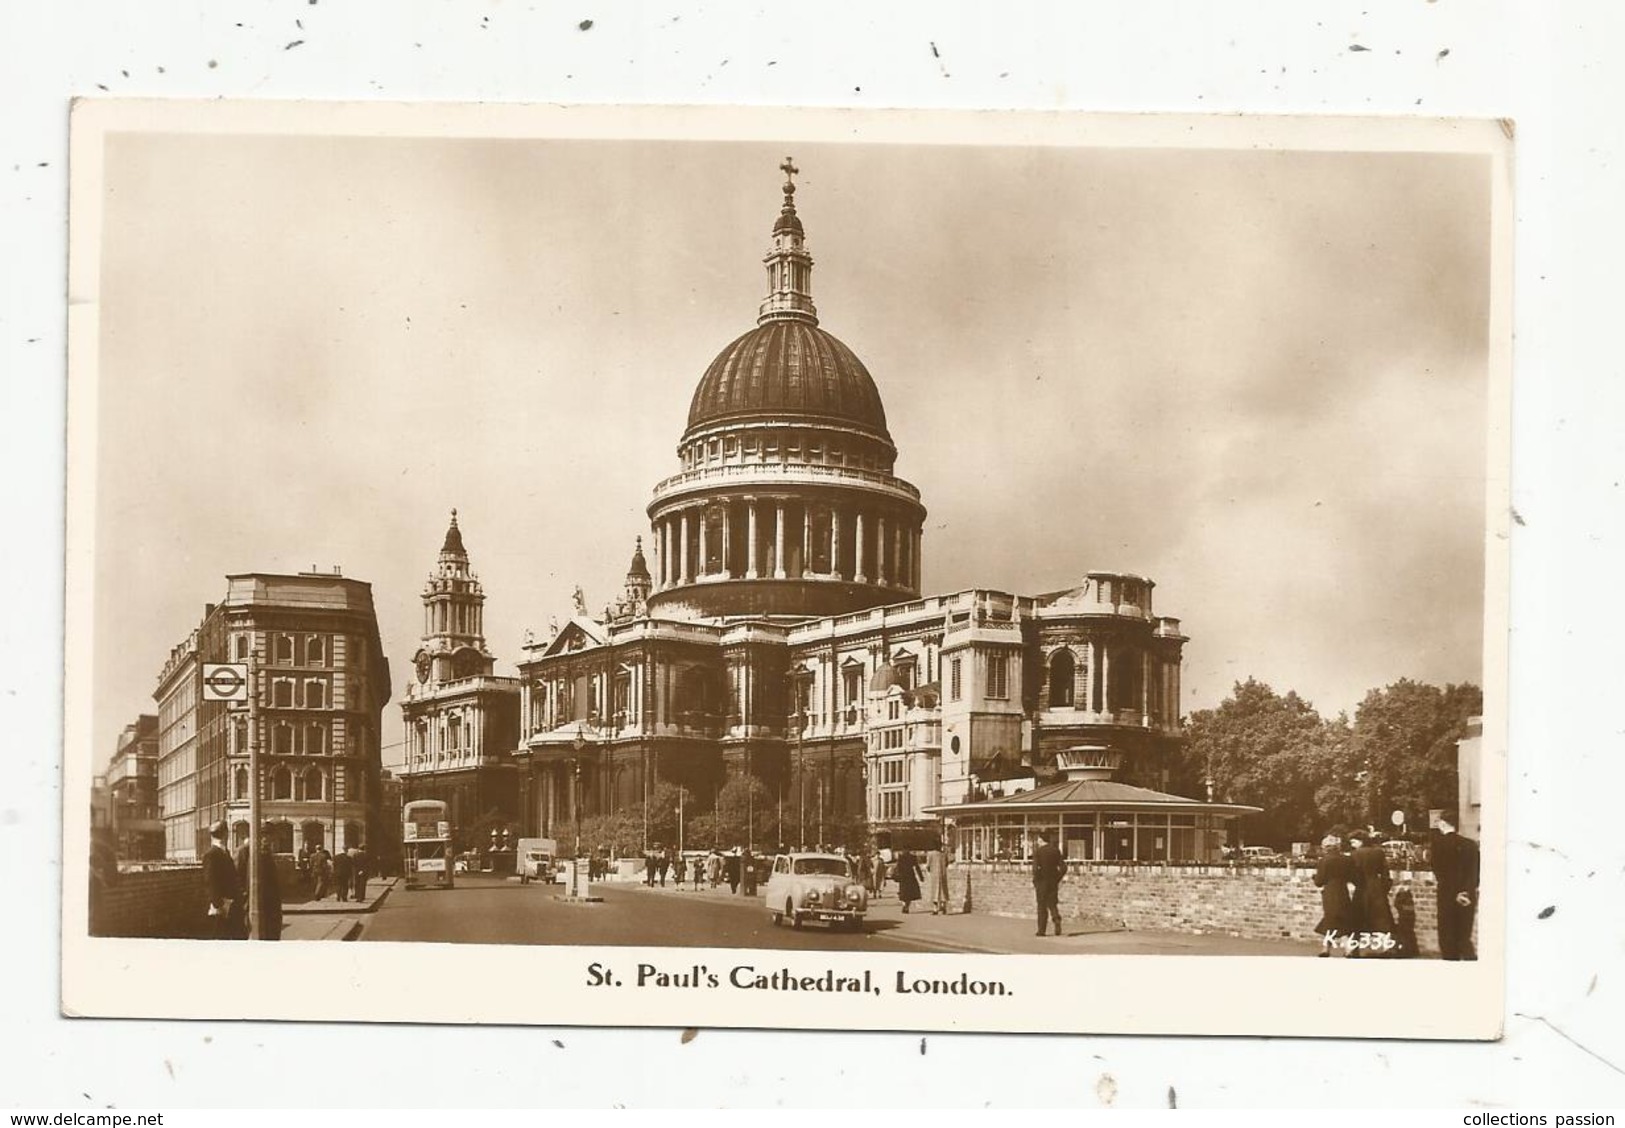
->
xmin=62 ymin=102 xmax=1510 ymax=1036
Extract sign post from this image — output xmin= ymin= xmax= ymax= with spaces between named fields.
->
xmin=203 ymin=662 xmax=253 ymax=936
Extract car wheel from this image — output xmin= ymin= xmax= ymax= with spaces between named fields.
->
xmin=788 ymin=900 xmax=802 ymax=929
xmin=770 ymin=908 xmax=783 ymax=927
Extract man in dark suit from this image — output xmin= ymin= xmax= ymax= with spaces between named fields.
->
xmin=1032 ymin=830 xmax=1067 ymax=936
xmin=235 ymin=827 xmax=284 ymax=940
xmin=1431 ymin=813 xmax=1480 ymax=960
xmin=202 ymin=821 xmax=242 ymax=940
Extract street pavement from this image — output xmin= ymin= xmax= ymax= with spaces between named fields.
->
xmin=358 ymin=873 xmax=1320 ymax=956
xmin=360 ymin=873 xmax=928 ymax=951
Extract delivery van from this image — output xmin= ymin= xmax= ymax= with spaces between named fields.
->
xmin=517 ymin=838 xmax=558 ymax=884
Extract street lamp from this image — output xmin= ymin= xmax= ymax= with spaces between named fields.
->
xmin=793 ymin=706 xmax=806 ymax=849
xmin=571 ymin=729 xmax=586 ymax=858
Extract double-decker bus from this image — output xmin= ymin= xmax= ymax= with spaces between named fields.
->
xmin=403 ymin=799 xmax=455 ymax=889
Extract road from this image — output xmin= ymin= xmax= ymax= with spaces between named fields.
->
xmin=362 ymin=874 xmax=938 ymax=951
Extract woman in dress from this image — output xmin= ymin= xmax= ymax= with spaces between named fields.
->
xmin=1312 ymin=831 xmax=1356 ymax=957
xmin=893 ymin=849 xmax=923 ymax=914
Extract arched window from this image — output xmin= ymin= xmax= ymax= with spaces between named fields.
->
xmin=272 ymin=679 xmax=293 ymax=708
xmin=305 ymin=680 xmax=325 ymax=709
xmin=234 ymin=634 xmax=250 ymax=661
xmin=273 ymin=724 xmax=293 ymax=755
xmin=233 ymin=766 xmax=249 ymax=800
xmin=270 ymin=766 xmax=292 ymax=800
xmin=306 ymin=636 xmax=325 ymax=666
xmin=275 ymin=634 xmax=294 ymax=663
xmin=306 ymin=723 xmax=326 ymax=755
xmin=233 ymin=717 xmax=248 ymax=755
xmin=1048 ymin=649 xmax=1076 ymax=708
xmin=267 ymin=821 xmax=294 ymax=853
xmin=299 ymin=766 xmax=324 ymax=802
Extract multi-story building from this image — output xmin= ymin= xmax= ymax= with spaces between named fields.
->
xmin=153 ymin=570 xmax=392 ymax=859
xmin=155 ymin=630 xmax=202 ymax=859
xmin=507 ymin=162 xmax=1196 ymax=853
xmin=398 ymin=512 xmax=522 ymax=845
xmin=105 ymin=714 xmax=164 ymax=861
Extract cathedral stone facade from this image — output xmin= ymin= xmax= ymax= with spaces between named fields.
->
xmin=501 ymin=162 xmax=1194 ymax=852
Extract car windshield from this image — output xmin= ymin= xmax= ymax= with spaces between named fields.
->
xmin=793 ymin=858 xmax=850 ymax=877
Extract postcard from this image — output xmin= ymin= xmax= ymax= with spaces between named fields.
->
xmin=63 ymin=100 xmax=1509 ymax=1037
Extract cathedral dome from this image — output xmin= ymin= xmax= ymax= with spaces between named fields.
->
xmin=684 ymin=321 xmax=890 ymax=444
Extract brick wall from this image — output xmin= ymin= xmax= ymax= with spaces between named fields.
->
xmin=89 ymin=866 xmax=211 ymax=939
xmin=958 ymin=863 xmax=1470 ymax=957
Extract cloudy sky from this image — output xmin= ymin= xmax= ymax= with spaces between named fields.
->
xmin=87 ymin=123 xmax=1492 ymax=769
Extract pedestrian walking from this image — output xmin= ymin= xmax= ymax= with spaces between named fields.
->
xmin=1348 ymin=830 xmax=1396 ymax=957
xmin=333 ymin=846 xmax=353 ymax=902
xmin=352 ymin=846 xmax=369 ymax=903
xmin=741 ymin=849 xmax=757 ymax=896
xmin=691 ymin=856 xmax=703 ymax=891
xmin=658 ymin=847 xmax=671 ymax=887
xmin=926 ymin=845 xmax=950 ymax=915
xmin=1430 ymin=813 xmax=1480 ymax=960
xmin=868 ymin=852 xmax=887 ymax=897
xmin=1312 ymin=831 xmax=1356 ymax=957
xmin=724 ymin=849 xmax=742 ymax=895
xmin=311 ymin=845 xmax=332 ymax=901
xmin=893 ymin=849 xmax=923 ymax=914
xmin=202 ymin=821 xmax=242 ymax=940
xmin=673 ymin=854 xmax=687 ymax=888
xmin=706 ymin=850 xmax=721 ymax=889
xmin=1031 ymin=830 xmax=1066 ymax=936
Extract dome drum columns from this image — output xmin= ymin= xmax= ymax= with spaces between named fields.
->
xmin=646 ymin=493 xmax=923 ymax=616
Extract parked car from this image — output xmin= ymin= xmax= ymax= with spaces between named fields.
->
xmin=764 ymin=852 xmax=867 ymax=930
xmin=1239 ymin=846 xmax=1283 ymax=862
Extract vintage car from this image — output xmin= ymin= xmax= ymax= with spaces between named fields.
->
xmin=764 ymin=852 xmax=867 ymax=930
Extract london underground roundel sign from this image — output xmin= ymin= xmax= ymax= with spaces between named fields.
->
xmin=202 ymin=663 xmax=250 ymax=702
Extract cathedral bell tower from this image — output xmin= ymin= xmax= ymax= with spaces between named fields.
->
xmin=414 ymin=509 xmax=496 ymax=686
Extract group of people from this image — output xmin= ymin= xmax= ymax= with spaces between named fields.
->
xmin=298 ymin=840 xmax=371 ymax=904
xmin=871 ymin=847 xmax=952 ymax=915
xmin=1312 ymin=813 xmax=1480 ymax=960
xmin=200 ymin=819 xmax=376 ymax=941
xmin=200 ymin=819 xmax=281 ymax=941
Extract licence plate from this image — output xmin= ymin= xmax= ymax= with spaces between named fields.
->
xmin=815 ymin=912 xmax=849 ymax=921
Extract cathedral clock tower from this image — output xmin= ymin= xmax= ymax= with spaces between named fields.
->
xmin=414 ymin=509 xmax=496 ymax=686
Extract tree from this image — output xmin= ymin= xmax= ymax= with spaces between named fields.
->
xmin=1182 ymin=678 xmax=1342 ymax=846
xmin=1349 ymin=679 xmax=1482 ymax=826
xmin=709 ymin=776 xmax=781 ymax=853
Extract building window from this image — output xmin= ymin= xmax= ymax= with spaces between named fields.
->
xmin=950 ymin=657 xmax=962 ymax=702
xmin=1048 ymin=648 xmax=1075 ymax=708
xmin=298 ymin=767 xmax=324 ymax=802
xmin=307 ymin=636 xmax=325 ymax=666
xmin=234 ymin=634 xmax=250 ymax=661
xmin=233 ymin=766 xmax=248 ymax=800
xmin=233 ymin=717 xmax=248 ymax=754
xmin=842 ymin=667 xmax=863 ymax=709
xmin=887 ymin=699 xmax=901 ymax=721
xmin=270 ymin=766 xmax=292 ymax=800
xmin=881 ymin=792 xmax=904 ymax=819
xmin=306 ymin=723 xmax=326 ymax=755
xmin=273 ymin=724 xmax=293 ymax=755
xmin=275 ymin=634 xmax=294 ymax=664
xmin=305 ymin=680 xmax=325 ymax=709
xmin=272 ymin=679 xmax=293 ymax=708
xmin=987 ymin=653 xmax=1009 ymax=699
xmin=446 ymin=716 xmax=461 ymax=749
